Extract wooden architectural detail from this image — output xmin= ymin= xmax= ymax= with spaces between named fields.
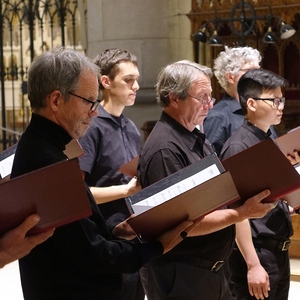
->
xmin=189 ymin=1 xmax=300 ymax=257
xmin=188 ymin=0 xmax=300 ymax=134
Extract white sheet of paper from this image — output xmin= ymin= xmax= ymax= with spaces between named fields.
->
xmin=0 ymin=154 xmax=15 ymax=178
xmin=132 ymin=164 xmax=221 ymax=214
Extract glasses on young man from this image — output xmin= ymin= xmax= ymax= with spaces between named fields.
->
xmin=68 ymin=92 xmax=100 ymax=112
xmin=253 ymin=97 xmax=285 ymax=109
xmin=187 ymin=94 xmax=216 ymax=106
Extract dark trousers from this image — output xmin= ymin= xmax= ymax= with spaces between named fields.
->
xmin=228 ymin=247 xmax=290 ymax=300
xmin=120 ymin=272 xmax=145 ymax=300
xmin=140 ymin=261 xmax=231 ymax=300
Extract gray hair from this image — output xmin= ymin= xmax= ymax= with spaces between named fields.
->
xmin=28 ymin=46 xmax=100 ymax=109
xmin=156 ymin=60 xmax=212 ymax=107
xmin=213 ymin=46 xmax=261 ymax=90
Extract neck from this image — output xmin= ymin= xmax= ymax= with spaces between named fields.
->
xmin=246 ymin=117 xmax=269 ymax=133
xmin=225 ymin=86 xmax=239 ymax=102
xmin=101 ymin=98 xmax=124 ymax=117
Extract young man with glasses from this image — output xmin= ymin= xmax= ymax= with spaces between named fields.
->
xmin=220 ymin=68 xmax=293 ymax=300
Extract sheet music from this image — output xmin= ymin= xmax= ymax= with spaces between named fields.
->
xmin=132 ymin=164 xmax=221 ymax=214
xmin=0 ymin=154 xmax=15 ymax=178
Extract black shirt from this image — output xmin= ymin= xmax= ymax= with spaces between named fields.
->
xmin=138 ymin=111 xmax=236 ymax=262
xmin=11 ymin=113 xmax=163 ymax=300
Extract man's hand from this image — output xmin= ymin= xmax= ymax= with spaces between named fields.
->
xmin=247 ymin=264 xmax=270 ymax=300
xmin=0 ymin=214 xmax=54 ymax=268
xmin=287 ymin=150 xmax=300 ymax=165
xmin=125 ymin=176 xmax=141 ymax=196
xmin=112 ymin=217 xmax=137 ymax=240
xmin=237 ymin=190 xmax=273 ymax=220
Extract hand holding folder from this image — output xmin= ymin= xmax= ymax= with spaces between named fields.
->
xmin=127 ymin=139 xmax=300 ymax=242
xmin=127 ymin=154 xmax=240 ymax=241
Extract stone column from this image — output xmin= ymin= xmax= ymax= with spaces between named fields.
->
xmin=86 ymin=0 xmax=193 ymax=140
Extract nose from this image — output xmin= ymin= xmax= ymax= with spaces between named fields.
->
xmin=133 ymin=80 xmax=139 ymax=91
xmin=202 ymin=101 xmax=214 ymax=110
xmin=89 ymin=108 xmax=98 ymax=117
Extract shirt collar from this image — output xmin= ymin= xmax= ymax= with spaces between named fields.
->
xmin=243 ymin=119 xmax=272 ymax=140
xmin=222 ymin=93 xmax=243 ymax=114
xmin=97 ymin=105 xmax=126 ymax=127
xmin=160 ymin=111 xmax=211 ymax=156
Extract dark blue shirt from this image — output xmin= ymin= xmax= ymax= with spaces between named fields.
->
xmin=204 ymin=93 xmax=244 ymax=156
xmin=79 ymin=105 xmax=140 ymax=187
xmin=79 ymin=105 xmax=141 ymax=228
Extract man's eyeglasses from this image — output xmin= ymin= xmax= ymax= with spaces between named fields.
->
xmin=253 ymin=97 xmax=285 ymax=109
xmin=68 ymin=92 xmax=100 ymax=112
xmin=187 ymin=94 xmax=216 ymax=106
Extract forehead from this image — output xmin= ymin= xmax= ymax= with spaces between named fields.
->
xmin=78 ymin=70 xmax=99 ymax=92
xmin=115 ymin=61 xmax=139 ymax=77
xmin=260 ymin=86 xmax=282 ymax=96
xmin=189 ymin=74 xmax=212 ymax=93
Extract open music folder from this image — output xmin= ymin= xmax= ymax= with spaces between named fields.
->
xmin=221 ymin=138 xmax=300 ymax=204
xmin=0 ymin=158 xmax=92 ymax=236
xmin=282 ymin=163 xmax=300 ymax=209
xmin=275 ymin=126 xmax=300 ymax=157
xmin=126 ymin=153 xmax=240 ymax=242
xmin=118 ymin=156 xmax=139 ymax=178
xmin=127 ymin=139 xmax=300 ymax=242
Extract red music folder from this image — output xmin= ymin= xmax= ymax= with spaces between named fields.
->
xmin=221 ymin=138 xmax=300 ymax=204
xmin=0 ymin=158 xmax=92 ymax=236
xmin=118 ymin=156 xmax=139 ymax=177
xmin=127 ymin=154 xmax=240 ymax=242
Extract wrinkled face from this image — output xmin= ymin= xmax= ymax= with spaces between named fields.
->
xmin=106 ymin=61 xmax=140 ymax=107
xmin=252 ymin=86 xmax=284 ymax=126
xmin=56 ymin=70 xmax=99 ymax=139
xmin=177 ymin=74 xmax=213 ymax=130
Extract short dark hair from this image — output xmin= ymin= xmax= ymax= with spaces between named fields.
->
xmin=238 ymin=68 xmax=288 ymax=114
xmin=93 ymin=48 xmax=137 ymax=90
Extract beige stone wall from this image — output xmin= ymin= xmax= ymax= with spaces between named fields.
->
xmin=86 ymin=0 xmax=193 ymax=142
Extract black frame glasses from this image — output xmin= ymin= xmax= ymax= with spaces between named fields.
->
xmin=68 ymin=92 xmax=100 ymax=112
xmin=187 ymin=94 xmax=216 ymax=106
xmin=253 ymin=97 xmax=285 ymax=109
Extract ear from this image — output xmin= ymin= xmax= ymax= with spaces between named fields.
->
xmin=225 ymin=72 xmax=235 ymax=84
xmin=169 ymin=93 xmax=179 ymax=108
xmin=101 ymin=75 xmax=111 ymax=89
xmin=247 ymin=98 xmax=257 ymax=112
xmin=48 ymin=90 xmax=62 ymax=112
